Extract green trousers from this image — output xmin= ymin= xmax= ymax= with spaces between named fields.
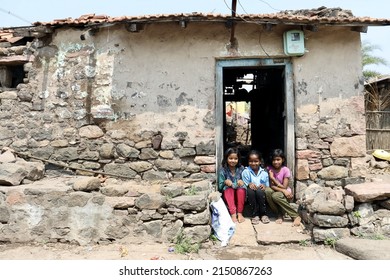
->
xmin=265 ymin=188 xmax=298 ymax=219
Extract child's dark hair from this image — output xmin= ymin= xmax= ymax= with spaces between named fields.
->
xmin=270 ymin=149 xmax=286 ymax=164
xmin=222 ymin=147 xmax=241 ymax=168
xmin=247 ymin=149 xmax=265 ymax=168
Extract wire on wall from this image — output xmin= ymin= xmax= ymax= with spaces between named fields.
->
xmin=223 ymin=0 xmax=273 ymax=57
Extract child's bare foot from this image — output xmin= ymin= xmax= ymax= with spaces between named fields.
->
xmin=292 ymin=216 xmax=302 ymax=227
xmin=231 ymin=214 xmax=238 ymax=223
xmin=237 ymin=213 xmax=245 ymax=223
xmin=275 ymin=215 xmax=283 ymax=224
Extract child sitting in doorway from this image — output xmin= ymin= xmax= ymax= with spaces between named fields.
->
xmin=265 ymin=149 xmax=301 ymax=226
xmin=242 ymin=150 xmax=270 ymax=225
xmin=218 ymin=147 xmax=246 ymax=223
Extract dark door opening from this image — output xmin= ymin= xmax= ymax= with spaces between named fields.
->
xmin=222 ymin=67 xmax=285 ymax=166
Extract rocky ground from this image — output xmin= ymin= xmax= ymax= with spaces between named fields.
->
xmin=0 ymin=238 xmax=350 ymax=260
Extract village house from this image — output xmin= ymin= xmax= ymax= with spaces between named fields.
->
xmin=1 ymin=7 xmax=390 ymax=245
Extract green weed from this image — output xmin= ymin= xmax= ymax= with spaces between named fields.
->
xmin=174 ymin=231 xmax=200 ymax=254
xmin=299 ymin=240 xmax=308 ymax=246
xmin=353 ymin=211 xmax=362 ymax=219
xmin=185 ymin=185 xmax=198 ymax=196
xmin=210 ymin=234 xmax=218 ymax=241
xmin=324 ymin=238 xmax=337 ymax=248
xmin=371 ymin=234 xmax=386 ymax=240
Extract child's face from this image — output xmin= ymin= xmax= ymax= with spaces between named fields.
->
xmin=272 ymin=156 xmax=284 ymax=169
xmin=227 ymin=153 xmax=239 ymax=167
xmin=248 ymin=154 xmax=261 ymax=170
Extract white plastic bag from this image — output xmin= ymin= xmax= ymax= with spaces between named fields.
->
xmin=210 ymin=197 xmax=236 ymax=247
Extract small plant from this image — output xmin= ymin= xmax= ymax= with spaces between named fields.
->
xmin=209 ymin=234 xmax=218 ymax=242
xmin=353 ymin=211 xmax=362 ymax=219
xmin=185 ymin=185 xmax=198 ymax=196
xmin=174 ymin=231 xmax=200 ymax=254
xmin=299 ymin=239 xmax=308 ymax=246
xmin=371 ymin=234 xmax=386 ymax=240
xmin=324 ymin=238 xmax=337 ymax=248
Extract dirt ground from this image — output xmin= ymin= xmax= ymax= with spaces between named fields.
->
xmin=0 ymin=239 xmax=351 ymax=260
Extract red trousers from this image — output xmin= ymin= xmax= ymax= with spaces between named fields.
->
xmin=223 ymin=187 xmax=246 ymax=215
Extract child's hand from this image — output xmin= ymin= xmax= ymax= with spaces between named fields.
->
xmin=269 ymin=170 xmax=275 ymax=179
xmin=283 ymin=189 xmax=293 ymax=199
xmin=237 ymin=180 xmax=244 ymax=187
xmin=259 ymin=184 xmax=266 ymax=191
xmin=225 ymin=179 xmax=233 ymax=187
xmin=248 ymin=183 xmax=257 ymax=190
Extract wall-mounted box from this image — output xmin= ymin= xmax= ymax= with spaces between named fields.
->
xmin=283 ymin=30 xmax=305 ymax=56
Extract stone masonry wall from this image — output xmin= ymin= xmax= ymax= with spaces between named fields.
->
xmin=0 ymin=29 xmax=217 ymax=183
xmin=0 ymin=173 xmax=213 ymax=245
xmin=293 ymin=93 xmax=390 ymax=242
xmin=0 ymin=25 xmax=219 ymax=245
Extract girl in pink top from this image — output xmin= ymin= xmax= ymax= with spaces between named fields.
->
xmin=265 ymin=149 xmax=301 ymax=226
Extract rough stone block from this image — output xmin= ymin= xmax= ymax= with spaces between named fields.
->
xmin=297 ymin=149 xmax=321 ymax=159
xmin=317 ymin=165 xmax=348 ymax=180
xmin=135 ymin=193 xmax=166 ymax=210
xmin=296 ymin=159 xmax=309 ymax=180
xmin=0 ymin=163 xmax=28 ymax=186
xmin=79 ymin=125 xmax=104 ymax=139
xmin=161 ymin=183 xmax=184 ymax=198
xmin=73 ymin=177 xmax=101 ymax=192
xmin=345 ymin=182 xmax=390 ymax=202
xmin=167 ymin=195 xmax=207 ymax=211
xmin=0 ymin=206 xmax=10 ymax=223
xmin=330 ymin=136 xmax=366 ymax=157
xmin=313 ymin=227 xmax=350 ymax=242
xmin=309 ymin=214 xmax=349 ymax=228
xmin=105 ymin=196 xmax=135 ymax=209
xmin=341 ymin=177 xmax=365 ymax=187
xmin=184 ymin=209 xmax=210 ymax=225
xmin=183 ymin=225 xmax=211 ymax=244
xmin=344 ymin=195 xmax=354 ymax=212
xmin=311 ymin=199 xmax=346 ymax=215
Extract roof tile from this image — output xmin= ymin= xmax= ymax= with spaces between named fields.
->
xmin=1 ymin=8 xmax=390 ymax=44
xmin=29 ymin=10 xmax=390 ymax=27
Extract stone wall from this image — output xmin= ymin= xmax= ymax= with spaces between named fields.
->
xmin=0 ymin=24 xmax=219 ymax=183
xmin=297 ymin=156 xmax=390 ymax=242
xmin=0 ymin=173 xmax=213 ymax=245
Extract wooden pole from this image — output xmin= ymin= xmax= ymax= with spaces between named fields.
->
xmin=230 ymin=0 xmax=237 ymax=45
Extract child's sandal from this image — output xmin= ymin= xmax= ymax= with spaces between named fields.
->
xmin=251 ymin=216 xmax=260 ymax=225
xmin=261 ymin=215 xmax=270 ymax=224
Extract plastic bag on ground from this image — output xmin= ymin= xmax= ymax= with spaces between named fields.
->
xmin=210 ymin=196 xmax=236 ymax=247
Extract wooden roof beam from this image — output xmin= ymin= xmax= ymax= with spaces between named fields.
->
xmin=351 ymin=25 xmax=368 ymax=33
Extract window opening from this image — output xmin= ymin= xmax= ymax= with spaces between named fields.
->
xmin=0 ymin=64 xmax=25 ymax=88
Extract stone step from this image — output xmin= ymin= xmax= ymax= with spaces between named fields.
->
xmin=229 ymin=218 xmax=258 ymax=246
xmin=253 ymin=216 xmax=311 ymax=245
xmin=228 ymin=215 xmax=311 ymax=246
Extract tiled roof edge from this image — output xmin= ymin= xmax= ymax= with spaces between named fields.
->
xmin=32 ymin=12 xmax=390 ymax=27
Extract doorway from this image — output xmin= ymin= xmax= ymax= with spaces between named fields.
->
xmin=216 ymin=59 xmax=295 ymax=172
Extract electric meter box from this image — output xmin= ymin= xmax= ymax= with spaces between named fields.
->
xmin=283 ymin=30 xmax=305 ymax=56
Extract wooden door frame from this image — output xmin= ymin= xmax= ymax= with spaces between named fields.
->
xmin=215 ymin=58 xmax=295 ymax=179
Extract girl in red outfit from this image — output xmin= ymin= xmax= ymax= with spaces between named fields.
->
xmin=218 ymin=147 xmax=246 ymax=223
